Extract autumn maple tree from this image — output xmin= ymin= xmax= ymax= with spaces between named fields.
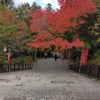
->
xmin=27 ymin=0 xmax=97 ymax=51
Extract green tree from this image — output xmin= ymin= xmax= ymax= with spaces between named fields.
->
xmin=0 ymin=0 xmax=14 ymax=9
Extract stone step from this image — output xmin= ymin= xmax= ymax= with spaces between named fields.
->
xmin=32 ymin=58 xmax=68 ymax=70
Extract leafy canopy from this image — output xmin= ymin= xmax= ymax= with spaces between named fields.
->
xmin=28 ymin=0 xmax=96 ymax=51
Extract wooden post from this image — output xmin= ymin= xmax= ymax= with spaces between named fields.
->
xmin=97 ymin=66 xmax=100 ymax=79
xmin=18 ymin=64 xmax=20 ymax=70
xmin=14 ymin=64 xmax=15 ymax=71
xmin=79 ymin=64 xmax=81 ymax=73
xmin=89 ymin=65 xmax=92 ymax=76
xmin=25 ymin=64 xmax=26 ymax=69
xmin=22 ymin=64 xmax=23 ymax=70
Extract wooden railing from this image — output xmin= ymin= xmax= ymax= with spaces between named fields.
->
xmin=69 ymin=63 xmax=100 ymax=79
xmin=0 ymin=64 xmax=32 ymax=73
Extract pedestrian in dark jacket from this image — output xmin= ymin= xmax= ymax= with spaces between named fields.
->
xmin=54 ymin=53 xmax=58 ymax=61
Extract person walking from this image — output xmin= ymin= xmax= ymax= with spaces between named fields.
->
xmin=44 ymin=52 xmax=48 ymax=59
xmin=60 ymin=54 xmax=64 ymax=60
xmin=54 ymin=53 xmax=58 ymax=61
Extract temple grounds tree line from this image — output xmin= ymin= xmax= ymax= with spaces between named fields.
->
xmin=0 ymin=0 xmax=100 ymax=70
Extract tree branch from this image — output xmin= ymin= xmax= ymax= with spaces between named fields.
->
xmin=39 ymin=21 xmax=58 ymax=38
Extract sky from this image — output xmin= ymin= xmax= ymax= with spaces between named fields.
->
xmin=13 ymin=0 xmax=60 ymax=9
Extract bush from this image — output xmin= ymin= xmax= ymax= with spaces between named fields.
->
xmin=94 ymin=49 xmax=100 ymax=57
xmin=0 ymin=50 xmax=7 ymax=70
xmin=0 ymin=52 xmax=6 ymax=64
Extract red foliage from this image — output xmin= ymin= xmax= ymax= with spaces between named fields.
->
xmin=28 ymin=0 xmax=96 ymax=51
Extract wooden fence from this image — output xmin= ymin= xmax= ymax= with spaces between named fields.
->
xmin=69 ymin=64 xmax=100 ymax=79
xmin=0 ymin=64 xmax=32 ymax=73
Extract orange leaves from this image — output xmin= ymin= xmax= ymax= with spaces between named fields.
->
xmin=30 ymin=0 xmax=97 ymax=35
xmin=27 ymin=41 xmax=50 ymax=49
xmin=27 ymin=36 xmax=84 ymax=51
xmin=72 ymin=38 xmax=84 ymax=49
xmin=79 ymin=20 xmax=85 ymax=24
xmin=27 ymin=33 xmax=84 ymax=51
xmin=27 ymin=33 xmax=54 ymax=49
xmin=28 ymin=0 xmax=96 ymax=50
xmin=31 ymin=33 xmax=53 ymax=42
xmin=15 ymin=21 xmax=27 ymax=30
xmin=27 ymin=42 xmax=40 ymax=49
xmin=12 ymin=21 xmax=28 ymax=40
xmin=57 ymin=0 xmax=96 ymax=31
xmin=0 ymin=10 xmax=14 ymax=25
xmin=12 ymin=31 xmax=23 ymax=39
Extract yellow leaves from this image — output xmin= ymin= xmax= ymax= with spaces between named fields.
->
xmin=97 ymin=38 xmax=100 ymax=43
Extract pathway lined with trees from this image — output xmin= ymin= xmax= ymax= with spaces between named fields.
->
xmin=0 ymin=0 xmax=100 ymax=99
xmin=0 ymin=58 xmax=100 ymax=100
xmin=0 ymin=0 xmax=100 ymax=72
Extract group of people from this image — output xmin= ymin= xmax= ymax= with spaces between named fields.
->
xmin=54 ymin=53 xmax=64 ymax=61
xmin=44 ymin=52 xmax=64 ymax=61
